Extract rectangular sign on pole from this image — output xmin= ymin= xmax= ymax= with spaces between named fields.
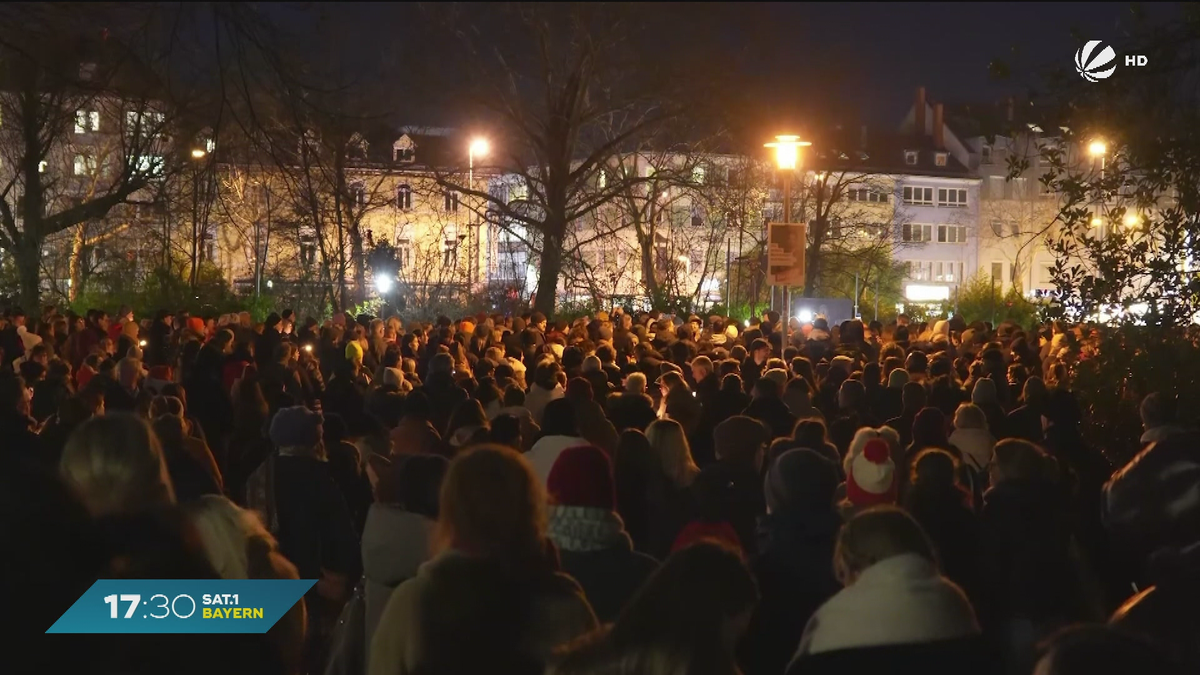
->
xmin=766 ymin=221 xmax=806 ymax=286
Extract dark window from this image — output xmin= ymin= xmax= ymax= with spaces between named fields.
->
xmin=397 ymin=184 xmax=412 ymax=210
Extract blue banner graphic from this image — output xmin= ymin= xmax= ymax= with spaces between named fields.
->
xmin=46 ymin=579 xmax=315 ymax=634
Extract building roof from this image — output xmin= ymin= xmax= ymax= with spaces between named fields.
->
xmin=808 ymin=128 xmax=975 ymax=178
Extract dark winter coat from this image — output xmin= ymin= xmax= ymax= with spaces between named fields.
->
xmin=273 ymin=453 xmax=361 ymax=582
xmin=743 ymin=396 xmax=798 ymax=440
xmin=741 ymin=508 xmax=843 ymax=675
xmin=559 ymin=541 xmax=658 ymax=624
xmin=977 ymin=479 xmax=1093 ymax=627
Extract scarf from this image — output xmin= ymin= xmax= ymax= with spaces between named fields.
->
xmin=547 ymin=506 xmax=628 ymax=553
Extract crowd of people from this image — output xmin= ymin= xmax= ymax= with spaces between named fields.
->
xmin=6 ymin=303 xmax=1198 ymax=674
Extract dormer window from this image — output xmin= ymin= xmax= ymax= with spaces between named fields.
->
xmin=935 ymin=152 xmax=948 ymax=167
xmin=392 ymin=135 xmax=416 ymax=163
xmin=904 ymin=150 xmax=918 ymax=166
xmin=980 ymin=145 xmax=992 ymax=164
xmin=79 ymin=62 xmax=96 ymax=81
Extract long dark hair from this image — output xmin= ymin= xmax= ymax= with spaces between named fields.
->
xmin=550 ymin=542 xmax=758 ymax=675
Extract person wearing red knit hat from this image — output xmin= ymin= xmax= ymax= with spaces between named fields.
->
xmin=842 ymin=438 xmax=898 ymax=517
xmin=547 ymin=445 xmax=659 ymax=622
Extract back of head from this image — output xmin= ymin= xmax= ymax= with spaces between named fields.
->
xmin=186 ymin=494 xmax=274 ymax=579
xmin=992 ymin=438 xmax=1052 ymax=482
xmin=60 ymin=413 xmax=175 ymax=517
xmin=953 ymin=403 xmax=988 ymax=431
xmin=383 ymin=453 xmax=449 ymax=518
xmin=436 ymin=444 xmax=546 ymax=565
xmin=720 ymin=372 xmax=743 ymax=393
xmin=565 ymin=376 xmax=593 ymax=402
xmin=540 ymin=398 xmax=578 ymax=437
xmin=835 ymin=505 xmax=936 ymax=582
xmin=608 ymin=540 xmax=758 ymax=650
xmin=752 ymin=376 xmax=782 ymax=399
xmin=766 ymin=448 xmax=839 ymax=513
xmin=489 ymin=414 xmax=523 ymax=449
xmin=646 ymin=418 xmax=696 ymax=487
xmin=547 ymin=445 xmax=614 ymax=510
xmin=837 ymin=379 xmax=866 ymax=411
xmin=625 ymin=371 xmax=647 ymax=395
xmin=1140 ymin=391 xmax=1178 ymax=429
xmin=971 ymin=377 xmax=998 ymax=405
xmin=901 ymin=380 xmax=926 ymax=411
xmin=909 ymin=448 xmax=959 ymax=492
xmin=713 ymin=415 xmax=768 ymax=467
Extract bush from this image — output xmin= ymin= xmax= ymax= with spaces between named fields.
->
xmin=944 ymin=272 xmax=1040 ymax=329
xmin=1072 ymin=326 xmax=1200 ymax=465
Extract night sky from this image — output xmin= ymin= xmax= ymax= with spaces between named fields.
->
xmin=276 ymin=2 xmax=1180 ymax=137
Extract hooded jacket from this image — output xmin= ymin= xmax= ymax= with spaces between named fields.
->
xmin=361 ymin=505 xmax=435 ymax=649
xmin=368 ymin=550 xmax=596 ymax=675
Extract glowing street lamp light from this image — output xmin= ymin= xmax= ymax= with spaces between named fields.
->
xmin=765 ymin=134 xmax=811 ymax=172
xmin=190 ymin=148 xmax=207 ymax=160
xmin=763 ymin=134 xmax=811 ymax=363
xmin=1088 ymin=140 xmax=1107 ymax=157
xmin=374 ymin=274 xmax=394 ymax=295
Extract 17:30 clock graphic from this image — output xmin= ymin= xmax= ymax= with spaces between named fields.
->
xmin=103 ymin=593 xmax=198 ymax=620
xmin=48 ymin=580 xmax=313 ymax=634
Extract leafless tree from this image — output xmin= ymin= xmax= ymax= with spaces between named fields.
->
xmin=0 ymin=5 xmax=189 ymax=308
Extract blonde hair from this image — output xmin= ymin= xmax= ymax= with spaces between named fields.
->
xmin=625 ymin=372 xmax=647 ymax=395
xmin=434 ymin=444 xmax=548 ymax=565
xmin=60 ymin=413 xmax=175 ymax=517
xmin=188 ymin=495 xmax=279 ymax=579
xmin=645 ymin=418 xmax=699 ymax=488
xmin=953 ymin=403 xmax=987 ymax=430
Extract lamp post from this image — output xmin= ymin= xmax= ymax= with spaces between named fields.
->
xmin=189 ymin=147 xmax=206 ymax=289
xmin=467 ymin=138 xmax=489 ymax=290
xmin=764 ymin=134 xmax=811 ymax=361
xmin=1088 ymin=140 xmax=1108 ymax=238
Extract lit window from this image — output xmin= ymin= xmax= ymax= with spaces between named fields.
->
xmin=692 ymin=166 xmax=706 ymax=184
xmin=443 ymin=238 xmax=459 ymax=267
xmin=598 ymin=170 xmax=607 ymax=189
xmin=38 ymin=160 xmax=48 ymax=173
xmin=397 ymin=184 xmax=412 ymax=210
xmin=510 ymin=183 xmax=528 ymax=202
xmin=73 ymin=154 xmax=97 ymax=176
xmin=74 ymin=110 xmax=100 ymax=134
xmin=137 ymin=155 xmax=164 ymax=176
xmin=396 ymin=238 xmax=412 ymax=270
xmin=902 ymin=186 xmax=934 ymax=205
xmin=935 ymin=152 xmax=948 ymax=167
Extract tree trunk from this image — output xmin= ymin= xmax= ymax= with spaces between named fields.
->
xmin=68 ymin=226 xmax=86 ymax=301
xmin=14 ymin=239 xmax=41 ymax=311
xmin=638 ymin=233 xmax=662 ymax=301
xmin=349 ymin=217 xmax=365 ymax=307
xmin=534 ymin=230 xmax=563 ymax=316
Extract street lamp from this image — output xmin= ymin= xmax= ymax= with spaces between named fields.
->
xmin=468 ymin=138 xmax=490 ymax=185
xmin=186 ymin=146 xmax=208 ymax=285
xmin=467 ymin=137 xmax=490 ymax=290
xmin=763 ymin=134 xmax=811 ymax=361
xmin=1087 ymin=140 xmax=1107 ymax=157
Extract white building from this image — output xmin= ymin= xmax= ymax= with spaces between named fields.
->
xmin=885 ymin=88 xmax=982 ymax=308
